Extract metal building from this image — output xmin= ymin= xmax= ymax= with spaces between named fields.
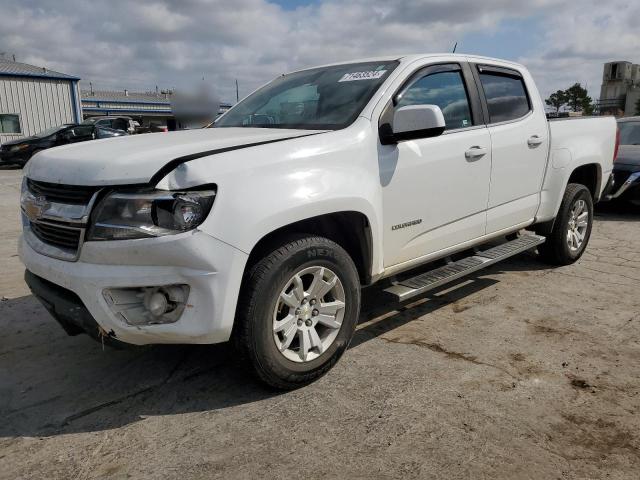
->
xmin=81 ymin=89 xmax=233 ymax=131
xmin=0 ymin=59 xmax=81 ymax=146
xmin=81 ymin=89 xmax=175 ymax=130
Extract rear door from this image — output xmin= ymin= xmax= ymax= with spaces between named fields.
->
xmin=472 ymin=64 xmax=549 ymax=233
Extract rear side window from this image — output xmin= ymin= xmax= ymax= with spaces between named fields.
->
xmin=478 ymin=71 xmax=530 ymax=123
xmin=618 ymin=121 xmax=640 ymax=145
xmin=70 ymin=126 xmax=94 ymax=137
xmin=113 ymin=119 xmax=127 ymax=130
xmin=397 ymin=70 xmax=473 ymax=130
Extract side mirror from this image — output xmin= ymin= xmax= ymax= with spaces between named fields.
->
xmin=386 ymin=105 xmax=446 ymax=143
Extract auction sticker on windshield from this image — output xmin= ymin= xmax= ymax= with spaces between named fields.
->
xmin=339 ymin=70 xmax=387 ymax=82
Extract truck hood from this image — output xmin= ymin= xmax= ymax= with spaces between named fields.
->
xmin=616 ymin=145 xmax=640 ymax=167
xmin=25 ymin=127 xmax=323 ymax=186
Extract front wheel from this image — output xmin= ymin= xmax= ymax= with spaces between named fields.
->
xmin=234 ymin=235 xmax=361 ymax=389
xmin=538 ymin=183 xmax=594 ymax=265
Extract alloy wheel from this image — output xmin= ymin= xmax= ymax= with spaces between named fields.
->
xmin=272 ymin=266 xmax=346 ymax=363
xmin=566 ymin=198 xmax=589 ymax=252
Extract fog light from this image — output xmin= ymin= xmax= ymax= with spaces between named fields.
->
xmin=103 ymin=284 xmax=190 ymax=326
xmin=146 ymin=291 xmax=169 ymax=317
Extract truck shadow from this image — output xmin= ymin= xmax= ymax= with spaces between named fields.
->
xmin=0 ymin=254 xmax=550 ymax=438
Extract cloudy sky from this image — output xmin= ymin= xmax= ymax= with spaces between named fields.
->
xmin=1 ymin=0 xmax=639 ymax=102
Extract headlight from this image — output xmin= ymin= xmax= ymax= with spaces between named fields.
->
xmin=87 ymin=188 xmax=216 ymax=241
xmin=10 ymin=144 xmax=29 ymax=152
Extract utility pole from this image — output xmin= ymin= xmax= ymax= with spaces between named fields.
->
xmin=236 ymin=79 xmax=239 ymax=103
xmin=452 ymin=42 xmax=457 ymax=53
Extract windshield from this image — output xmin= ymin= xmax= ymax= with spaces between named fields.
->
xmin=619 ymin=121 xmax=640 ymax=145
xmin=82 ymin=118 xmax=99 ymax=124
xmin=214 ymin=61 xmax=399 ymax=130
xmin=34 ymin=125 xmax=71 ymax=138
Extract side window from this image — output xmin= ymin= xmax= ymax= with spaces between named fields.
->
xmin=113 ymin=119 xmax=127 ymax=131
xmin=396 ymin=70 xmax=473 ymax=130
xmin=478 ymin=72 xmax=531 ymax=123
xmin=70 ymin=126 xmax=94 ymax=138
xmin=0 ymin=114 xmax=21 ymax=134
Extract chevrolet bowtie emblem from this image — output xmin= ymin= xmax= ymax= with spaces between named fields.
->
xmin=23 ymin=195 xmax=49 ymax=222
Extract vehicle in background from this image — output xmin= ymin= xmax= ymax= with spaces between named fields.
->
xmin=82 ymin=116 xmax=138 ymax=134
xmin=0 ymin=124 xmax=127 ymax=167
xmin=20 ymin=54 xmax=616 ymax=389
xmin=135 ymin=122 xmax=169 ymax=133
xmin=605 ymin=117 xmax=640 ymax=205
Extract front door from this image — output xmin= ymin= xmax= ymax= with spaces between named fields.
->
xmin=380 ymin=63 xmax=492 ymax=267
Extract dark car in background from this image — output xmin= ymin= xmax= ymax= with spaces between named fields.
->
xmin=0 ymin=124 xmax=127 ymax=167
xmin=135 ymin=121 xmax=169 ymax=133
xmin=82 ymin=116 xmax=138 ymax=134
xmin=608 ymin=117 xmax=640 ymax=205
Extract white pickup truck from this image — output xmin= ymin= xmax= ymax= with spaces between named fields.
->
xmin=20 ymin=54 xmax=618 ymax=389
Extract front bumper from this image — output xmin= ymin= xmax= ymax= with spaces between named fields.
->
xmin=20 ymin=229 xmax=249 ymax=345
xmin=25 ymin=269 xmax=123 ymax=345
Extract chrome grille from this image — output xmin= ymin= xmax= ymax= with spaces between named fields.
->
xmin=30 ymin=221 xmax=82 ymax=251
xmin=27 ymin=179 xmax=98 ymax=205
xmin=23 ymin=179 xmax=100 ymax=261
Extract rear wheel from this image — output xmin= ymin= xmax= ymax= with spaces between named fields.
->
xmin=234 ymin=235 xmax=361 ymax=389
xmin=538 ymin=183 xmax=593 ymax=265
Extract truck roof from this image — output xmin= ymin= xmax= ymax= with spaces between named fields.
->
xmin=288 ymin=53 xmax=525 ymax=74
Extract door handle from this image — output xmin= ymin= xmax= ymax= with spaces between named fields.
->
xmin=527 ymin=135 xmax=543 ymax=147
xmin=465 ymin=146 xmax=487 ymax=160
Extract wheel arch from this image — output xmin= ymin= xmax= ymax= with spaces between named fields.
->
xmin=567 ymin=162 xmax=602 ymax=202
xmin=245 ymin=211 xmax=375 ymax=286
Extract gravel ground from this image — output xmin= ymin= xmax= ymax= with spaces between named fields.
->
xmin=1 ymin=167 xmax=639 ymax=479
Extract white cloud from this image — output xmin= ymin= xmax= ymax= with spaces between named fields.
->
xmin=518 ymin=0 xmax=640 ymax=99
xmin=0 ymin=0 xmax=636 ymax=102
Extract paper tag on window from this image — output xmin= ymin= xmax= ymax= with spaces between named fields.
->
xmin=339 ymin=70 xmax=387 ymax=82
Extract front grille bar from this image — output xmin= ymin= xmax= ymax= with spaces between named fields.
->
xmin=26 ymin=179 xmax=99 ymax=205
xmin=24 ymin=179 xmax=102 ymax=261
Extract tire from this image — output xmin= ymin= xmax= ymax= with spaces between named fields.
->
xmin=538 ymin=183 xmax=594 ymax=265
xmin=234 ymin=235 xmax=361 ymax=390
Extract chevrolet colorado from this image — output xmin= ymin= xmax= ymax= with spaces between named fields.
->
xmin=19 ymin=54 xmax=618 ymax=389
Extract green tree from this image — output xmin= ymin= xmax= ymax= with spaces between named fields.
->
xmin=564 ymin=83 xmax=593 ymax=114
xmin=545 ymin=90 xmax=567 ymax=113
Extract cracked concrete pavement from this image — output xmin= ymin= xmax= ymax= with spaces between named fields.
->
xmin=1 ymin=167 xmax=639 ymax=479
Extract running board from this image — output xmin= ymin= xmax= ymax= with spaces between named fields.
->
xmin=384 ymin=234 xmax=546 ymax=302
